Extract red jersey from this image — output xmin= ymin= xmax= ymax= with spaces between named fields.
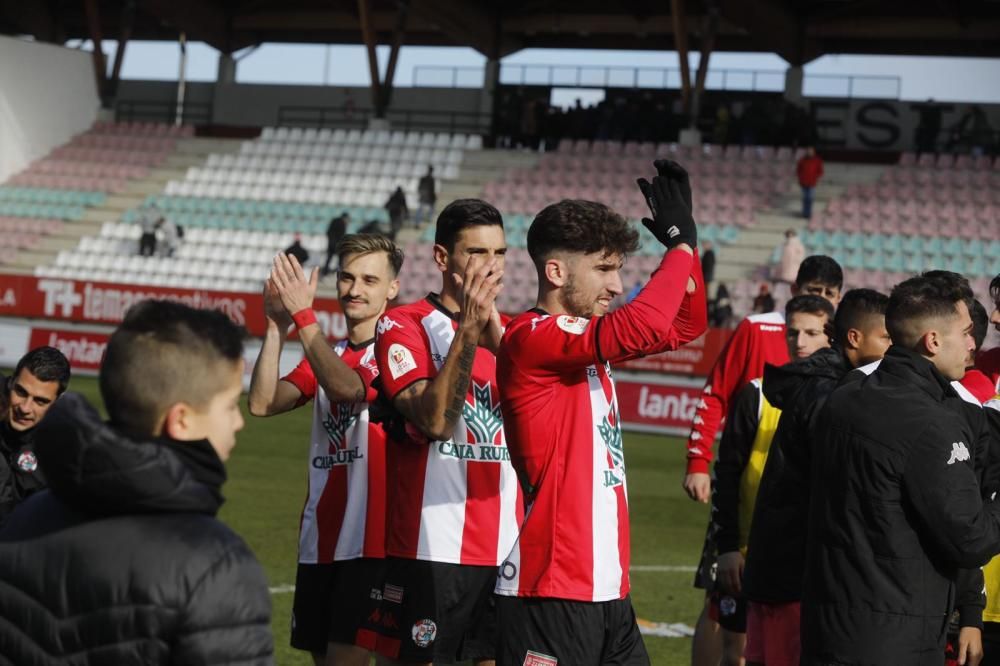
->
xmin=961 ymin=368 xmax=999 ymax=404
xmin=496 ymin=249 xmax=706 ymax=602
xmin=797 ymin=155 xmax=824 ymax=187
xmin=374 ymin=295 xmax=522 ymax=566
xmin=976 ymin=347 xmax=1000 ymax=394
xmin=685 ymin=311 xmax=789 ymax=475
xmin=282 ymin=340 xmax=387 ymax=562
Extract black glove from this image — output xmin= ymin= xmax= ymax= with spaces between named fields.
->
xmin=654 ymin=159 xmax=693 ymax=212
xmin=636 ymin=166 xmax=697 ymax=250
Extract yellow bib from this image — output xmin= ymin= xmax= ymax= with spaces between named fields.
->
xmin=737 ymin=378 xmax=782 ymax=556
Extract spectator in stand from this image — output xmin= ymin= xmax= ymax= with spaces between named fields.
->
xmin=284 ymin=234 xmax=309 ymax=267
xmin=159 ymin=217 xmax=180 ymax=258
xmin=775 ymin=229 xmax=806 ymax=285
xmin=416 ymin=166 xmax=437 ymax=226
xmin=322 ymin=213 xmax=349 ymax=277
xmin=752 ymin=284 xmax=776 ymax=315
xmin=0 ymin=347 xmax=70 ymax=525
xmin=710 ymin=283 xmax=734 ymax=328
xmin=796 ymin=147 xmax=824 ymax=219
xmin=702 ymin=240 xmax=717 ymax=286
xmin=385 ymin=186 xmax=409 ymax=240
xmin=976 ymin=274 xmax=1000 ymax=392
xmin=0 ymin=301 xmax=274 ymax=664
xmin=138 ymin=204 xmax=162 ymax=257
xmin=802 ymin=274 xmax=999 ymax=666
xmin=686 ymin=256 xmax=842 ymax=666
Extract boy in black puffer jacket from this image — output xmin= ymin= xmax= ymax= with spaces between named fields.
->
xmin=0 ymin=300 xmax=274 ymax=665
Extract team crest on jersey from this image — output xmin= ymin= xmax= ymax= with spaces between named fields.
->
xmin=411 ymin=619 xmax=437 ymax=648
xmin=16 ymin=451 xmax=37 ymax=473
xmin=322 ymin=401 xmax=358 ymax=449
xmin=463 ymin=380 xmax=503 ymax=444
xmin=598 ymin=405 xmax=625 ymax=488
xmin=523 ymin=651 xmax=558 ymax=666
xmin=556 ymin=315 xmax=588 ymax=334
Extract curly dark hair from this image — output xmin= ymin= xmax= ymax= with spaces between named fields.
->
xmin=527 ymin=199 xmax=640 ymax=266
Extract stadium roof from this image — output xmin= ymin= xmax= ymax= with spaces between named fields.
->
xmin=2 ymin=0 xmax=1000 ymax=65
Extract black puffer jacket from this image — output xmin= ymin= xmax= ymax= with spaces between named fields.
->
xmin=0 ymin=393 xmax=274 ymax=665
xmin=801 ymin=347 xmax=1000 ymax=665
xmin=0 ymin=418 xmax=46 ymax=525
xmin=742 ymin=346 xmax=851 ymax=604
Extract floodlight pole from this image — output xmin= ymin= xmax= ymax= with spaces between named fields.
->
xmin=82 ymin=0 xmax=109 ymax=108
xmin=175 ymin=32 xmax=188 ymax=127
xmin=670 ymin=0 xmax=692 ymax=118
xmin=357 ymin=0 xmax=384 ymax=119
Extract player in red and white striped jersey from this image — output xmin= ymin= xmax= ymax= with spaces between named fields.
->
xmin=495 ymin=161 xmax=707 ymax=665
xmin=248 ymin=235 xmax=403 ymax=666
xmin=371 ymin=199 xmax=521 ymax=666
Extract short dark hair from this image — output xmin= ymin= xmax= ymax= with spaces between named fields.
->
xmin=833 ymin=288 xmax=889 ymax=346
xmin=886 ymin=274 xmax=969 ymax=349
xmin=13 ymin=346 xmax=71 ymax=395
xmin=100 ymin=300 xmax=246 ymax=437
xmin=434 ymin=198 xmax=503 ymax=251
xmin=337 ymin=233 xmax=404 ymax=276
xmin=785 ymin=294 xmax=835 ymax=322
xmin=990 ymin=274 xmax=1000 ymax=305
xmin=795 ymin=255 xmax=843 ymax=290
xmin=527 ymin=199 xmax=640 ymax=266
xmin=971 ymin=299 xmax=989 ymax=352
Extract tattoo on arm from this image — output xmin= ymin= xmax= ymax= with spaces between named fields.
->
xmin=443 ymin=342 xmax=477 ymax=424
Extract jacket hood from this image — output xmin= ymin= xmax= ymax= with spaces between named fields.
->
xmin=34 ymin=392 xmax=226 ymax=516
xmin=763 ymin=346 xmax=851 ymax=409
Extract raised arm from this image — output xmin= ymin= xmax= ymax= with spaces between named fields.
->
xmin=247 ymin=278 xmax=303 ymax=416
xmin=269 ymin=253 xmax=368 ymax=403
xmin=378 ymin=256 xmax=502 ymax=442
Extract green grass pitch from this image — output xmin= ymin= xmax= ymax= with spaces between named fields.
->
xmin=63 ymin=375 xmax=710 ymax=665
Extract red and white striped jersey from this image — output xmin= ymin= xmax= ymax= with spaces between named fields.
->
xmin=496 ymin=249 xmax=706 ymax=602
xmin=282 ymin=340 xmax=386 ymax=563
xmin=374 ymin=295 xmax=522 ymax=566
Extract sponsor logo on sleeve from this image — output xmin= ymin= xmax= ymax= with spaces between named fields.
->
xmin=388 ymin=343 xmax=418 ymax=380
xmin=383 ymin=583 xmax=404 ymax=604
xmin=523 ymin=650 xmax=559 ymax=665
xmin=555 ymin=315 xmax=589 ymax=334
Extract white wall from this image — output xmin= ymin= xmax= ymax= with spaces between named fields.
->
xmin=0 ymin=37 xmax=100 ymax=183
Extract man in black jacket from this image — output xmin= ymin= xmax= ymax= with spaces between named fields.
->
xmin=802 ymin=274 xmax=1000 ymax=666
xmin=0 ymin=346 xmax=70 ymax=524
xmin=0 ymin=300 xmax=274 ymax=665
xmin=741 ymin=288 xmax=890 ymax=666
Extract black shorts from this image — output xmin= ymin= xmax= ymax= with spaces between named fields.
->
xmin=708 ymin=590 xmax=748 ymax=633
xmin=290 ymin=558 xmax=386 ymax=654
xmin=362 ymin=557 xmax=498 ymax=664
xmin=495 ymin=594 xmax=650 ymax=666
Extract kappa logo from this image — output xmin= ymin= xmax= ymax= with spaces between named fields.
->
xmin=523 ymin=650 xmax=558 ymax=666
xmin=947 ymin=441 xmax=970 ymax=465
xmin=376 ymin=316 xmax=402 ymax=336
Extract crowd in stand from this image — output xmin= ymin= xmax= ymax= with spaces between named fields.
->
xmin=2 ymin=157 xmax=1000 ymax=666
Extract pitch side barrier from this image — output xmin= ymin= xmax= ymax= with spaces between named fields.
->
xmin=0 ymin=273 xmax=730 ymax=435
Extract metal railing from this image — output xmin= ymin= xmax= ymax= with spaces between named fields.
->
xmin=277 ymin=106 xmax=491 ymax=134
xmin=116 ymin=100 xmax=213 ymax=125
xmin=413 ymin=63 xmax=902 ymax=99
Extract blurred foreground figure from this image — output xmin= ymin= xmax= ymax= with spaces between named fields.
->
xmin=0 ymin=300 xmax=274 ymax=665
